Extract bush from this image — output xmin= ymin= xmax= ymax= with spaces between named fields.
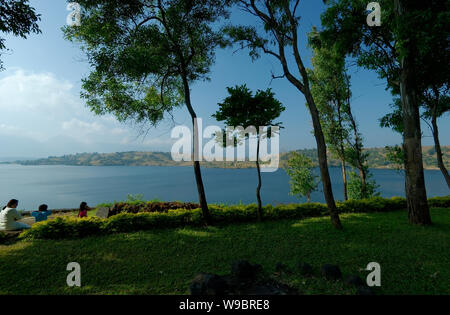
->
xmin=19 ymin=196 xmax=450 ymax=240
xmin=109 ymin=201 xmax=201 ymax=216
xmin=428 ymin=196 xmax=450 ymax=208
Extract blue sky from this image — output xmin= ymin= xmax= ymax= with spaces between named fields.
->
xmin=0 ymin=0 xmax=447 ymax=158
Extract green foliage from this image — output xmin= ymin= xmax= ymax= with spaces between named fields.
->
xmin=347 ymin=171 xmax=380 ymax=200
xmin=0 ymin=0 xmax=41 ymax=70
xmin=285 ymin=152 xmax=320 ymax=202
xmin=214 ymin=85 xmax=285 ymax=133
xmin=20 ymin=196 xmax=450 ymax=240
xmin=63 ymin=0 xmax=230 ymax=126
xmin=385 ymin=145 xmax=405 ymax=171
xmin=126 ymin=193 xmax=145 ymax=203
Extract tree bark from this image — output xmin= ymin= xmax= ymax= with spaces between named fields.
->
xmin=181 ymin=73 xmax=212 ymax=225
xmin=431 ymin=106 xmax=450 ymax=189
xmin=256 ymin=134 xmax=263 ymax=221
xmin=341 ymin=159 xmax=348 ymax=201
xmin=305 ymin=91 xmax=343 ymax=229
xmin=395 ymin=0 xmax=431 ymax=225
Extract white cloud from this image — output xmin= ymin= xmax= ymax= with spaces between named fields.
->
xmin=0 ymin=69 xmax=174 ymax=156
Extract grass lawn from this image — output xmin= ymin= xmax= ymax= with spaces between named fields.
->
xmin=0 ymin=208 xmax=448 ymax=295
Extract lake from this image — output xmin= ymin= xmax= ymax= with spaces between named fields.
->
xmin=0 ymin=164 xmax=448 ymax=210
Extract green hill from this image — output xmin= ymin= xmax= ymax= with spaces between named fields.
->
xmin=3 ymin=146 xmax=449 ymax=170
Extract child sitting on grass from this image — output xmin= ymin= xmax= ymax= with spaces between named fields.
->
xmin=32 ymin=204 xmax=52 ymax=223
xmin=78 ymin=202 xmax=91 ymax=218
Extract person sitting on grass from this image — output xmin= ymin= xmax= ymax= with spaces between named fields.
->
xmin=0 ymin=199 xmax=31 ymax=231
xmin=78 ymin=202 xmax=90 ymax=218
xmin=32 ymin=204 xmax=52 ymax=223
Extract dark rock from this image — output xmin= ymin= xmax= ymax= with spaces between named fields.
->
xmin=298 ymin=262 xmax=313 ymax=276
xmin=321 ymin=264 xmax=342 ymax=280
xmin=275 ymin=262 xmax=288 ymax=272
xmin=231 ymin=260 xmax=262 ymax=281
xmin=189 ymin=273 xmax=229 ymax=295
xmin=344 ymin=275 xmax=365 ymax=287
xmin=96 ymin=207 xmax=112 ymax=219
xmin=357 ymin=285 xmax=376 ymax=295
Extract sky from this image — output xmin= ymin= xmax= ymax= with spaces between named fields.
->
xmin=0 ymin=0 xmax=448 ymax=159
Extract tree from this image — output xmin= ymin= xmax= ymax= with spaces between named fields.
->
xmin=285 ymin=152 xmax=320 ymax=203
xmin=213 ymin=85 xmax=285 ymax=220
xmin=225 ymin=0 xmax=343 ymax=229
xmin=381 ymin=94 xmax=450 ymax=189
xmin=423 ymin=91 xmax=450 ymax=189
xmin=320 ymin=0 xmax=448 ymax=225
xmin=308 ymin=29 xmax=373 ymax=200
xmin=64 ymin=0 xmax=231 ymax=225
xmin=0 ymin=0 xmax=41 ymax=70
xmin=347 ymin=170 xmax=379 ymax=200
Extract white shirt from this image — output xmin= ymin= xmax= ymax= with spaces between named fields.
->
xmin=0 ymin=207 xmax=24 ymax=231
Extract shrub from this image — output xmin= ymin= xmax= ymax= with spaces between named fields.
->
xmin=428 ymin=196 xmax=450 ymax=208
xmin=109 ymin=201 xmax=201 ymax=216
xmin=19 ymin=196 xmax=449 ymax=240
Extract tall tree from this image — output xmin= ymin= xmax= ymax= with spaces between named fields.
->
xmin=308 ymin=32 xmax=351 ymax=200
xmin=225 ymin=0 xmax=343 ymax=229
xmin=64 ymin=0 xmax=231 ymax=225
xmin=0 ymin=0 xmax=41 ymax=70
xmin=214 ymin=85 xmax=285 ymax=220
xmin=308 ymin=30 xmax=372 ymax=200
xmin=320 ymin=0 xmax=448 ymax=225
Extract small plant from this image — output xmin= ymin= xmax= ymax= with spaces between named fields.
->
xmin=126 ymin=194 xmax=145 ymax=203
xmin=285 ymin=152 xmax=320 ymax=203
xmin=347 ymin=171 xmax=380 ymax=200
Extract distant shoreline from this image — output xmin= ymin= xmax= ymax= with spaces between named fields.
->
xmin=1 ymin=146 xmax=448 ymax=171
xmin=0 ymin=162 xmax=443 ymax=171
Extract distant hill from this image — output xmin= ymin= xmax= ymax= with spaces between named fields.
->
xmin=2 ymin=146 xmax=449 ymax=170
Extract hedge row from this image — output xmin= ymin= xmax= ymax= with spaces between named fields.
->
xmin=18 ymin=196 xmax=450 ymax=240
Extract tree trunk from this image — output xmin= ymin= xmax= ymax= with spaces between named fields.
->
xmin=305 ymin=91 xmax=342 ymax=229
xmin=431 ymin=107 xmax=450 ymax=189
xmin=181 ymin=73 xmax=212 ymax=225
xmin=395 ymin=0 xmax=431 ymax=225
xmin=341 ymin=159 xmax=348 ymax=200
xmin=255 ymin=134 xmax=263 ymax=221
xmin=306 ymin=192 xmax=311 ymax=203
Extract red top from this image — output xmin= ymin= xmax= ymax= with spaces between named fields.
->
xmin=78 ymin=210 xmax=88 ymax=218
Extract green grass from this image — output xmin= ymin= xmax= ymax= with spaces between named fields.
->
xmin=0 ymin=208 xmax=448 ymax=295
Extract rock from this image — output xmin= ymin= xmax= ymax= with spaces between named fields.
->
xmin=231 ymin=260 xmax=262 ymax=281
xmin=321 ymin=264 xmax=342 ymax=280
xmin=344 ymin=274 xmax=365 ymax=287
xmin=96 ymin=207 xmax=112 ymax=219
xmin=357 ymin=285 xmax=376 ymax=295
xmin=189 ymin=273 xmax=229 ymax=295
xmin=297 ymin=262 xmax=313 ymax=276
xmin=275 ymin=262 xmax=288 ymax=272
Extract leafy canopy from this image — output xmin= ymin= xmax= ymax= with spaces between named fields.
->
xmin=285 ymin=152 xmax=320 ymax=201
xmin=63 ymin=0 xmax=230 ymax=125
xmin=213 ymin=84 xmax=285 ymax=134
xmin=0 ymin=0 xmax=41 ymax=70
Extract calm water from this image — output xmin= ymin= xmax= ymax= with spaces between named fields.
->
xmin=0 ymin=164 xmax=448 ymax=210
